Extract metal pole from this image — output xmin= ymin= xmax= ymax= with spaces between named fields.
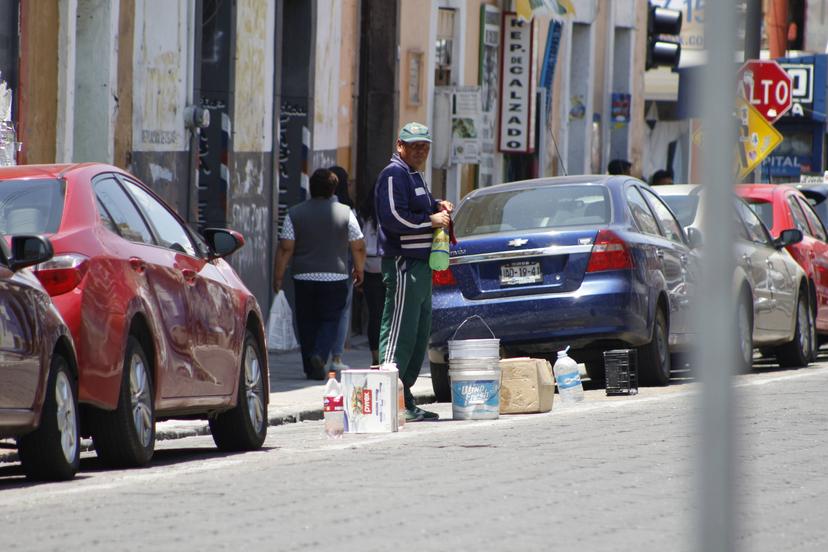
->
xmin=697 ymin=0 xmax=739 ymax=551
xmin=744 ymin=0 xmax=762 ymax=61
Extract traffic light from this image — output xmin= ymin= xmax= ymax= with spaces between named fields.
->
xmin=646 ymin=3 xmax=682 ymax=70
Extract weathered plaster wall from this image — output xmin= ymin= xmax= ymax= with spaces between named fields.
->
xmin=312 ymin=0 xmax=342 ymax=171
xmin=129 ymin=0 xmax=189 ymax=213
xmin=19 ymin=1 xmax=59 ymax=164
xmin=228 ymin=0 xmax=278 ymax=312
xmin=73 ymin=0 xmax=119 ymax=163
xmin=398 ymin=1 xmax=431 ymax=130
xmin=337 ymin=0 xmax=359 ymax=173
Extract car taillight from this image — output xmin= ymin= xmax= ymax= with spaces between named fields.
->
xmin=432 ymin=268 xmax=457 ymax=287
xmin=586 ymin=229 xmax=633 ymax=272
xmin=33 ymin=254 xmax=90 ymax=296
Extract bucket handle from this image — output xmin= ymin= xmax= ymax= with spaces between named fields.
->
xmin=451 ymin=314 xmax=496 ymax=341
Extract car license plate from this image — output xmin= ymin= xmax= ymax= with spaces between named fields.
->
xmin=500 ymin=262 xmax=542 ymax=286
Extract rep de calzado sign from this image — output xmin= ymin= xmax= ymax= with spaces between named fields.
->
xmin=498 ymin=12 xmax=535 ymax=154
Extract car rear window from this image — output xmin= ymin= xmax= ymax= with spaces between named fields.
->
xmin=744 ymin=198 xmax=773 ymax=229
xmin=0 ymin=178 xmax=65 ymax=235
xmin=453 ymin=184 xmax=610 ymax=237
xmin=660 ymin=194 xmax=699 ymax=228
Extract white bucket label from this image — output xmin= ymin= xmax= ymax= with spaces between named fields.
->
xmin=452 ymin=380 xmax=499 ymax=408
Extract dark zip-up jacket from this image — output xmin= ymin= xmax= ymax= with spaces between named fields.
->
xmin=374 ymin=154 xmax=438 ymax=260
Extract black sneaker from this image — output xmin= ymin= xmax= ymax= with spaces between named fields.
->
xmin=404 ymin=408 xmax=425 ymax=422
xmin=414 ymin=406 xmax=439 ymax=421
xmin=308 ymin=355 xmax=326 ymax=380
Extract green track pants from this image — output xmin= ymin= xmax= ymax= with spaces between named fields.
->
xmin=379 ymin=257 xmax=432 ymax=410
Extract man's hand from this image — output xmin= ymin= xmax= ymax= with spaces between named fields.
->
xmin=272 ymin=276 xmax=283 ymax=294
xmin=352 ymin=267 xmax=364 ymax=287
xmin=438 ymin=200 xmax=454 ymax=213
xmin=430 ymin=211 xmax=450 ymax=228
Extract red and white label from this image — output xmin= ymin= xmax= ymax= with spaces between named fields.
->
xmin=361 ymin=389 xmax=373 ymax=414
xmin=324 ymin=395 xmax=343 ymax=412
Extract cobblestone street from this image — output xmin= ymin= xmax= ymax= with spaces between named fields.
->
xmin=2 ymin=365 xmax=826 ymax=552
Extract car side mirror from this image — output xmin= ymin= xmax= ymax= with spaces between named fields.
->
xmin=685 ymin=226 xmax=703 ymax=249
xmin=9 ymin=234 xmax=54 ymax=271
xmin=774 ymin=228 xmax=803 ymax=249
xmin=202 ymin=228 xmax=245 ymax=259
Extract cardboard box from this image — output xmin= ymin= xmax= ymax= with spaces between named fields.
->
xmin=341 ymin=369 xmax=399 ymax=433
xmin=499 ymin=358 xmax=555 ymax=414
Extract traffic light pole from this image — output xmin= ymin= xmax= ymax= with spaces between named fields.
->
xmin=745 ymin=0 xmax=762 ymax=60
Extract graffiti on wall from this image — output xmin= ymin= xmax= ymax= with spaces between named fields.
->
xmin=278 ymin=102 xmax=308 ymax=233
xmin=234 ymin=0 xmax=274 ymax=152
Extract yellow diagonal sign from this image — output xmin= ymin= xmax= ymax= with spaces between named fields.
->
xmin=735 ymin=97 xmax=783 ymax=179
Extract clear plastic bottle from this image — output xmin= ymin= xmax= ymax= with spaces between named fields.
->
xmin=397 ymin=375 xmax=406 ymax=429
xmin=552 ymin=347 xmax=584 ymax=404
xmin=380 ymin=363 xmax=405 ymax=429
xmin=323 ymin=371 xmax=344 ymax=438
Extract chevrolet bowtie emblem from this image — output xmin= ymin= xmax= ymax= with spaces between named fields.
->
xmin=508 ymin=239 xmax=528 ymax=247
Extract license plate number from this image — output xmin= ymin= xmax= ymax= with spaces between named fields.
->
xmin=500 ymin=262 xmax=542 ymax=286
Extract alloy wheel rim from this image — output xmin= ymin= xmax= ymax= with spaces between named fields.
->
xmin=244 ymin=344 xmax=264 ymax=433
xmin=55 ymin=370 xmax=78 ymax=462
xmin=798 ymin=299 xmax=810 ymax=357
xmin=129 ymin=354 xmax=153 ymax=447
xmin=657 ymin=316 xmax=669 ymax=377
xmin=738 ymin=302 xmax=752 ymax=365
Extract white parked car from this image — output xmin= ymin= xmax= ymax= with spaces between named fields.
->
xmin=655 ymin=185 xmax=811 ymax=371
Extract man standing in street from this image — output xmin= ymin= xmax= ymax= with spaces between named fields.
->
xmin=374 ymin=122 xmax=452 ymax=422
xmin=273 ymin=168 xmax=366 ymax=380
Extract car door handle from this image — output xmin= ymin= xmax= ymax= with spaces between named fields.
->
xmin=181 ymin=268 xmax=197 ymax=284
xmin=129 ymin=257 xmax=147 ymax=274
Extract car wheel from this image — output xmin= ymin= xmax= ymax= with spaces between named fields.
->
xmin=210 ymin=330 xmax=267 ymax=451
xmin=776 ymin=291 xmax=811 ymax=368
xmin=92 ymin=336 xmax=155 ymax=467
xmin=430 ymin=361 xmax=451 ymax=403
xmin=584 ymin=359 xmax=605 ymax=386
xmin=736 ymin=294 xmax=753 ymax=374
xmin=638 ymin=308 xmax=671 ymax=386
xmin=808 ymin=301 xmax=818 ymax=362
xmin=17 ymin=354 xmax=80 ymax=481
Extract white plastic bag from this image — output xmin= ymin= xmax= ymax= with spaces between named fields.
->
xmin=267 ymin=291 xmax=299 ymax=352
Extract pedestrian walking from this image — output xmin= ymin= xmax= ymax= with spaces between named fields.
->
xmin=357 ymin=183 xmax=385 ymax=366
xmin=272 ymin=168 xmax=366 ymax=380
xmin=328 ymin=165 xmax=356 ymax=372
xmin=374 ymin=122 xmax=452 ymax=422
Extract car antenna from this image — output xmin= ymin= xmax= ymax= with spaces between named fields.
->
xmin=549 ymin=129 xmax=567 ymax=176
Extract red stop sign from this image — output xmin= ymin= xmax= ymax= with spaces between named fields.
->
xmin=737 ymin=60 xmax=793 ymax=123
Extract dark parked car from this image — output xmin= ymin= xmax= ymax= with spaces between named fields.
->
xmin=0 ymin=234 xmax=80 ymax=480
xmin=0 ymin=163 xmax=268 ymax=468
xmin=429 ymin=175 xmax=699 ymax=400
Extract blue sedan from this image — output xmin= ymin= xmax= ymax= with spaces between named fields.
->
xmin=429 ymin=175 xmax=698 ymax=400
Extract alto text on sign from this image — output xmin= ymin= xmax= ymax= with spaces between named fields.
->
xmin=736 ymin=60 xmax=793 ymax=123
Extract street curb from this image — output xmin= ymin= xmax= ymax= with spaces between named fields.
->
xmin=0 ymin=391 xmax=437 ymax=465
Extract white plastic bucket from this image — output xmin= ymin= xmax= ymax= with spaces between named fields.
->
xmin=449 ymin=357 xmax=500 ymax=372
xmin=448 ymin=338 xmax=500 ymax=360
xmin=448 ymin=315 xmax=500 ymax=360
xmin=449 ymin=368 xmax=501 ymax=420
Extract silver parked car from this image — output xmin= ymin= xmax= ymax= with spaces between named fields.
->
xmin=655 ymin=185 xmax=811 ymax=371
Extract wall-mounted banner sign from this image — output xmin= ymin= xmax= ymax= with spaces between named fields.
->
xmin=498 ymin=12 xmax=535 ymax=154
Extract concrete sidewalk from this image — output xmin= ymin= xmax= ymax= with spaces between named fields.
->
xmin=154 ymin=334 xmax=437 ymax=440
xmin=0 ymin=335 xmax=435 ymax=463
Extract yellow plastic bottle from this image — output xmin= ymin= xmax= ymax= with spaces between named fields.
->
xmin=429 ymin=227 xmax=450 ymax=271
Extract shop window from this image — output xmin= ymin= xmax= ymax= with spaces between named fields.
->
xmin=435 ymin=8 xmax=455 ymax=86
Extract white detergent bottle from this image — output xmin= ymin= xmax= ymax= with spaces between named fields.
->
xmin=553 ymin=347 xmax=584 ymax=404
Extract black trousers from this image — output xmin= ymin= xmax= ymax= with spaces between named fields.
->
xmin=293 ymin=279 xmax=349 ymax=374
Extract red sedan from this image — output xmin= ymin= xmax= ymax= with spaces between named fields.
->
xmin=737 ymin=184 xmax=828 ymax=358
xmin=0 ymin=164 xmax=268 ymax=467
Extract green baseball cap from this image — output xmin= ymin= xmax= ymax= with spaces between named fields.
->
xmin=398 ymin=122 xmax=432 ymax=143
